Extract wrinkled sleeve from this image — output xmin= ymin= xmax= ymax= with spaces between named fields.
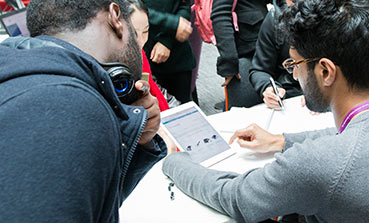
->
xmin=148 ymin=0 xmax=191 ymax=50
xmin=148 ymin=8 xmax=179 ymax=35
xmin=283 ymin=127 xmax=337 ymax=151
xmin=211 ymin=0 xmax=239 ymax=77
xmin=249 ymin=12 xmax=280 ymax=98
xmin=162 ymin=140 xmax=334 ymax=223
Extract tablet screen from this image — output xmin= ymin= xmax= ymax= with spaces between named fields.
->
xmin=0 ymin=9 xmax=29 ymax=37
xmin=162 ymin=106 xmax=231 ymax=163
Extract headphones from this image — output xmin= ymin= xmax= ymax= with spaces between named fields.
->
xmin=99 ymin=62 xmax=141 ymax=104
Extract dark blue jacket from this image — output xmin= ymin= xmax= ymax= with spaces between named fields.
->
xmin=0 ymin=36 xmax=167 ymax=223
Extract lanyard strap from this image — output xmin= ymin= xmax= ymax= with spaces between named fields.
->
xmin=339 ymin=100 xmax=369 ymax=134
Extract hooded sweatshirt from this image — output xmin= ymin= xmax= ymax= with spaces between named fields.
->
xmin=0 ymin=36 xmax=166 ymax=223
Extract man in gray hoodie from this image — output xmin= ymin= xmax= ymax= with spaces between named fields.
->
xmin=163 ymin=0 xmax=369 ymax=222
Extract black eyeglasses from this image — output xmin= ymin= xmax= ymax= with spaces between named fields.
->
xmin=282 ymin=58 xmax=320 ymax=74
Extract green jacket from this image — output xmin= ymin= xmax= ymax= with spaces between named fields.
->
xmin=142 ymin=0 xmax=196 ymax=74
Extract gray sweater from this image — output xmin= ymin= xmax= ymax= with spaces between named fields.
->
xmin=162 ymin=111 xmax=369 ymax=222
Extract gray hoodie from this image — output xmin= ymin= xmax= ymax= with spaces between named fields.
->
xmin=163 ymin=111 xmax=369 ymax=222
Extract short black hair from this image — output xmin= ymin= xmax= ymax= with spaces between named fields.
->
xmin=27 ymin=0 xmax=130 ymax=37
xmin=279 ymin=0 xmax=369 ymax=90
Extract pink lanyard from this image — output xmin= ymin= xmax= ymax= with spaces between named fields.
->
xmin=339 ymin=101 xmax=369 ymax=134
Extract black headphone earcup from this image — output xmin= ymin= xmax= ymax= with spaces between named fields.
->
xmin=106 ymin=66 xmax=133 ymax=94
xmin=100 ymin=62 xmax=141 ymax=104
xmin=106 ymin=65 xmax=132 ymax=79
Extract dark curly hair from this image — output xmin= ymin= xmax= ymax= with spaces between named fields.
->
xmin=27 ymin=0 xmax=130 ymax=37
xmin=279 ymin=0 xmax=369 ymax=90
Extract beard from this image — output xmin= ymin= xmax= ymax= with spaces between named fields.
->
xmin=111 ymin=22 xmax=142 ymax=80
xmin=303 ymin=68 xmax=331 ymax=113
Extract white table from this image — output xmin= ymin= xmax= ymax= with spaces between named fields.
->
xmin=0 ymin=34 xmax=9 ymax=42
xmin=119 ymin=96 xmax=335 ymax=222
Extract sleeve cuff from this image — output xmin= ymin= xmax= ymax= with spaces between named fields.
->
xmin=157 ymin=34 xmax=174 ymax=50
xmin=283 ymin=133 xmax=296 ymax=152
xmin=138 ymin=134 xmax=168 ymax=157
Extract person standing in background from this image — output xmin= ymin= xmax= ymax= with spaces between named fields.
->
xmin=188 ymin=0 xmax=203 ymax=105
xmin=142 ymin=0 xmax=196 ymax=104
xmin=127 ymin=0 xmax=170 ymax=111
xmin=127 ymin=0 xmax=178 ymax=154
xmin=212 ymin=0 xmax=270 ymax=109
xmin=249 ymin=0 xmax=302 ymax=109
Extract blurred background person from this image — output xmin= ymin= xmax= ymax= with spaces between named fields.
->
xmin=142 ymin=0 xmax=196 ymax=104
xmin=188 ymin=0 xmax=203 ymax=105
xmin=127 ymin=0 xmax=169 ymax=111
xmin=212 ymin=0 xmax=270 ymax=109
xmin=249 ymin=0 xmax=302 ymax=109
xmin=128 ymin=0 xmax=177 ymax=154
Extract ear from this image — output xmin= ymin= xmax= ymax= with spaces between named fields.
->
xmin=108 ymin=3 xmax=124 ymax=39
xmin=317 ymin=58 xmax=337 ymax=87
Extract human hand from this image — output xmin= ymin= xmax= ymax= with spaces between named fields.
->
xmin=131 ymin=80 xmax=160 ymax=146
xmin=301 ymin=96 xmax=320 ymax=115
xmin=157 ymin=126 xmax=177 ymax=154
xmin=176 ymin=17 xmax=192 ymax=42
xmin=221 ymin=74 xmax=241 ymax=87
xmin=262 ymin=86 xmax=286 ymax=109
xmin=150 ymin=42 xmax=171 ymax=63
xmin=229 ymin=124 xmax=284 ymax=153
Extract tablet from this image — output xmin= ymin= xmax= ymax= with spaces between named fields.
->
xmin=0 ymin=8 xmax=29 ymax=37
xmin=160 ymin=102 xmax=236 ymax=167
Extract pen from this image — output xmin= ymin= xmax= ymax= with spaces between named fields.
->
xmin=265 ymin=109 xmax=275 ymax=130
xmin=269 ymin=77 xmax=284 ymax=110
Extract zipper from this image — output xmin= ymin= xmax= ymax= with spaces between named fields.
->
xmin=119 ymin=108 xmax=148 ymax=195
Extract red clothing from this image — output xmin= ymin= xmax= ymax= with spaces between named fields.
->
xmin=0 ymin=0 xmax=30 ymax=11
xmin=142 ymin=49 xmax=169 ymax=111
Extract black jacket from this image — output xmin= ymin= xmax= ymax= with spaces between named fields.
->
xmin=142 ymin=0 xmax=196 ymax=74
xmin=211 ymin=0 xmax=269 ymax=76
xmin=249 ymin=0 xmax=302 ymax=98
xmin=0 ymin=36 xmax=166 ymax=222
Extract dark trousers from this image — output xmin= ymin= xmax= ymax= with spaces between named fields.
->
xmin=227 ymin=57 xmax=263 ymax=108
xmin=154 ymin=70 xmax=192 ymax=104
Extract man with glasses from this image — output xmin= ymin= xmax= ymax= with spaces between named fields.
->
xmin=162 ymin=0 xmax=369 ymax=222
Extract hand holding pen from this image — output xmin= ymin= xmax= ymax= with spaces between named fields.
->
xmin=262 ymin=77 xmax=286 ymax=109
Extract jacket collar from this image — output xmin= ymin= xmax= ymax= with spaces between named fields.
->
xmin=0 ymin=36 xmax=129 ymax=119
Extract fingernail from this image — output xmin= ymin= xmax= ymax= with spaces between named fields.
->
xmin=136 ymin=82 xmax=143 ymax=89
